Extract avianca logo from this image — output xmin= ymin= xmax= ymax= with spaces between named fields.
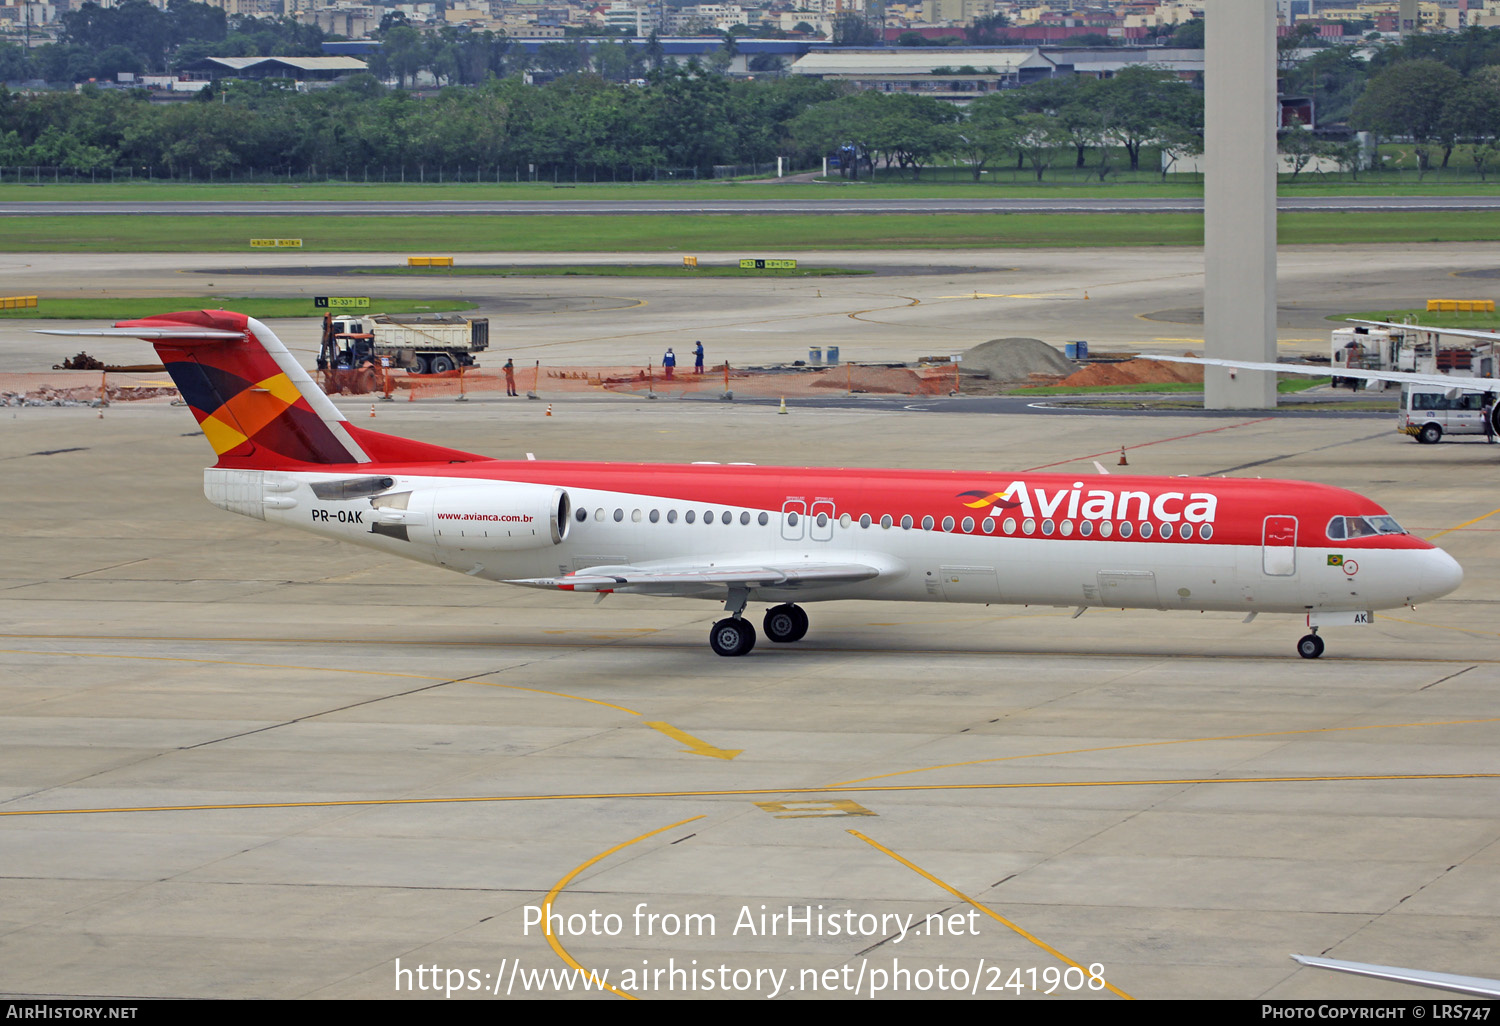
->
xmin=958 ymin=490 xmax=1022 ymax=510
xmin=958 ymin=482 xmax=1219 ymax=524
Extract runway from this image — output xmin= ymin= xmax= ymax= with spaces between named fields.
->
xmin=3 ymin=246 xmax=1500 ymax=1000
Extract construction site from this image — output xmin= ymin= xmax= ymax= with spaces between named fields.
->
xmin=3 ymin=336 xmax=1213 ymax=409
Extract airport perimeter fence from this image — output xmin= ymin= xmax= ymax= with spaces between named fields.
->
xmin=0 ymin=163 xmax=798 ymax=186
xmin=712 ymin=162 xmax=781 ymax=179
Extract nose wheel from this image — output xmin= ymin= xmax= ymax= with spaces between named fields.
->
xmin=710 ymin=617 xmax=757 ymax=657
xmin=1297 ymin=632 xmax=1325 ymax=659
xmin=763 ymin=604 xmax=809 ymax=643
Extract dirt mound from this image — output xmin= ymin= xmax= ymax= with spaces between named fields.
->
xmin=1046 ymin=357 xmax=1205 ymax=389
xmin=960 ymin=337 xmax=1076 ymax=382
xmin=810 ymin=365 xmax=945 ymax=394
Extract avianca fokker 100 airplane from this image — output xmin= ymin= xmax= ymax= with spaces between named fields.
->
xmin=50 ymin=310 xmax=1465 ymax=659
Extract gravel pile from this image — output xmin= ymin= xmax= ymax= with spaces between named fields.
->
xmin=959 ymin=337 xmax=1076 ymax=383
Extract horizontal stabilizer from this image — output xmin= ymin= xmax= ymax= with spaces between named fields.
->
xmin=37 ymin=327 xmax=245 ymax=340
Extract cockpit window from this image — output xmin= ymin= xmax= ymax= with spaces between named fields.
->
xmin=1327 ymin=515 xmax=1406 ymax=540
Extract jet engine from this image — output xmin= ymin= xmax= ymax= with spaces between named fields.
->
xmin=415 ymin=484 xmax=572 ymax=550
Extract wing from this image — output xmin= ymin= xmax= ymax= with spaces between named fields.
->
xmin=1149 ymin=354 xmax=1499 ymax=394
xmin=1351 ymin=318 xmax=1500 ymax=344
xmin=1290 ymin=954 xmax=1500 ymax=999
xmin=506 ymin=560 xmax=885 ymax=597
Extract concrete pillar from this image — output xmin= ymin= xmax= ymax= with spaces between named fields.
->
xmin=1204 ymin=0 xmax=1278 ymax=410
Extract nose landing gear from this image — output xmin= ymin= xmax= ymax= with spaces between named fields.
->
xmin=1296 ymin=630 xmax=1325 ymax=659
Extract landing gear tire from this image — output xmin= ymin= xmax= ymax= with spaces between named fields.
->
xmin=763 ymin=604 xmax=809 ymax=643
xmin=710 ymin=617 xmax=756 ymax=657
xmin=1297 ymin=633 xmax=1325 ymax=659
xmin=1418 ymin=423 xmax=1442 ymax=445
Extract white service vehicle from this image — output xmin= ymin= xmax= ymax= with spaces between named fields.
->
xmin=1399 ymin=386 xmax=1498 ymax=444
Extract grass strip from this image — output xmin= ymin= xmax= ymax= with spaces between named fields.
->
xmin=348 ymin=264 xmax=871 ymax=277
xmin=1 ymin=212 xmax=1498 ymax=252
xmin=1331 ymin=308 xmax=1500 ymax=331
xmin=1013 ymin=378 xmax=1326 ymax=396
xmin=6 ymin=177 xmax=1500 ymax=201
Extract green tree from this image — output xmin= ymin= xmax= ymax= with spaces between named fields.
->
xmin=965 ymin=14 xmax=1010 ymax=45
xmin=1169 ymin=19 xmax=1204 ymax=48
xmin=957 ymin=91 xmax=1021 ymax=181
xmin=376 ymin=25 xmax=431 ymax=87
xmin=1350 ymin=59 xmax=1463 ymax=172
xmin=1095 ymin=64 xmax=1201 ymax=171
xmin=1278 ymin=115 xmax=1317 ymax=181
xmin=867 ymin=92 xmax=958 ymax=179
xmin=1445 ymin=70 xmax=1500 ymax=179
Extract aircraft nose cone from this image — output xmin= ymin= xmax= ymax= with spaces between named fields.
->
xmin=1419 ymin=549 xmax=1464 ymax=601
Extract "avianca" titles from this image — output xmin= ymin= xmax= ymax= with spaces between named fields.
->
xmin=46 ymin=311 xmax=1465 ymax=659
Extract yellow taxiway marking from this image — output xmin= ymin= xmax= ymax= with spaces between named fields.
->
xmin=830 ymin=718 xmax=1500 ymax=788
xmin=848 ymin=295 xmax=920 ymax=322
xmin=1151 ymin=337 xmax=1326 ymax=347
xmin=540 ymin=815 xmax=704 ymax=1001
xmin=643 ymin=722 xmax=742 ymax=761
xmin=934 ymin=291 xmax=1070 ymax=300
xmin=2 ymin=648 xmax=742 ymax=760
xmin=1426 ymin=506 xmax=1500 ymax=542
xmin=850 ymin=830 xmax=1133 ymax=1000
xmin=5 ymin=773 xmax=1497 ymax=818
xmin=0 ymin=648 xmax=643 ymax=716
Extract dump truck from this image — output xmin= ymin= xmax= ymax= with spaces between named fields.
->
xmin=317 ymin=312 xmax=489 ymax=392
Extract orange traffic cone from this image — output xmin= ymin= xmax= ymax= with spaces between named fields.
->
xmin=545 ymin=404 xmax=553 ymax=417
xmin=1117 ymin=447 xmax=1128 ymax=466
xmin=370 ymin=404 xmax=376 ymax=418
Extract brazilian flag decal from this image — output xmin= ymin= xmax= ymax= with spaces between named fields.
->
xmin=1327 ymin=554 xmax=1344 ymax=566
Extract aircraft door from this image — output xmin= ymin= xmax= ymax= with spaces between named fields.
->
xmin=781 ymin=498 xmax=806 ymax=541
xmin=1262 ymin=515 xmax=1297 ymax=576
xmin=810 ymin=500 xmax=835 ymax=542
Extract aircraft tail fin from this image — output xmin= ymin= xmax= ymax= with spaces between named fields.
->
xmin=47 ymin=311 xmax=484 ymax=469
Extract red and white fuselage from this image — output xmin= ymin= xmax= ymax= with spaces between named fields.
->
xmin=221 ymin=460 xmax=1460 ymax=621
xmin=51 ymin=310 xmax=1463 ymax=659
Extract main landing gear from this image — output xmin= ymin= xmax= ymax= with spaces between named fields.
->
xmin=763 ymin=603 xmax=809 ymax=644
xmin=1297 ymin=629 xmax=1325 ymax=659
xmin=709 ymin=595 xmax=810 ymax=656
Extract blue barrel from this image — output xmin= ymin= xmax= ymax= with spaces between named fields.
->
xmin=1066 ymin=340 xmax=1088 ymax=360
xmin=809 ymin=346 xmax=823 ymax=365
xmin=826 ymin=346 xmax=839 ymax=366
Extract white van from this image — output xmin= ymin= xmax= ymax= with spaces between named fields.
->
xmin=1399 ymin=387 xmax=1498 ymax=443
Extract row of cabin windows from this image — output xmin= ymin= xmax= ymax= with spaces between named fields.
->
xmin=576 ymin=506 xmax=1216 ymax=541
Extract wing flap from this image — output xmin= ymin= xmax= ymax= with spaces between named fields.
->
xmin=507 ymin=561 xmax=883 ymax=594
